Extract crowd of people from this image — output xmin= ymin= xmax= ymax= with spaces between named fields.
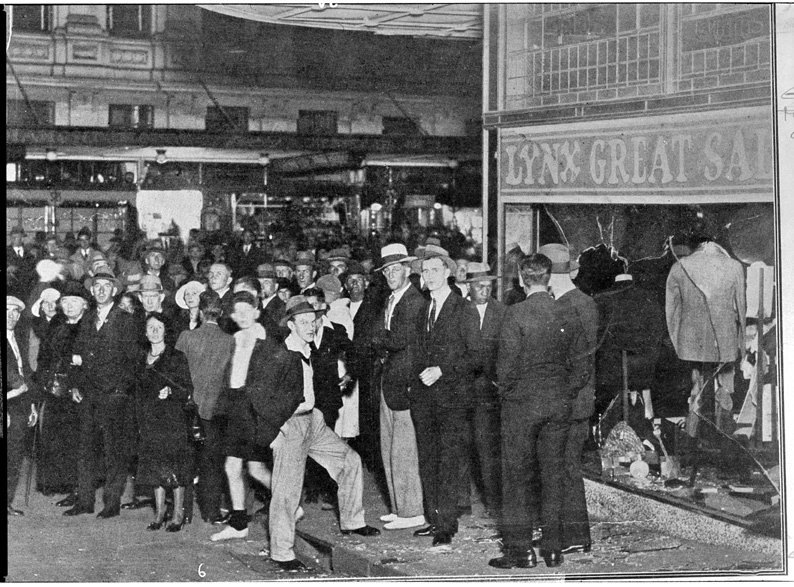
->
xmin=7 ymin=222 xmax=599 ymax=571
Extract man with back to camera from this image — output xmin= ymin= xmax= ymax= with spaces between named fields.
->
xmin=489 ymin=254 xmax=587 ymax=569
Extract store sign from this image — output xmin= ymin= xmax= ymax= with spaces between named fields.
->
xmin=500 ymin=107 xmax=773 ymax=200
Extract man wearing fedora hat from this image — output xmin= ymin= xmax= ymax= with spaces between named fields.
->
xmin=461 ymin=262 xmax=506 ymax=518
xmin=229 ymin=228 xmax=263 ymax=279
xmin=7 ymin=295 xmax=40 ymax=516
xmin=7 ymin=226 xmax=38 ymax=297
xmin=538 ymin=243 xmax=599 ymax=556
xmin=326 ymin=248 xmax=351 ymax=279
xmin=257 ymin=263 xmax=286 ymax=326
xmin=265 ymin=296 xmax=379 ymax=571
xmin=64 ymin=269 xmax=140 ymax=519
xmin=69 ymin=227 xmax=100 ymax=281
xmin=370 ymin=243 xmax=426 ymax=530
xmin=411 ymin=245 xmax=481 ymax=547
xmin=490 ymin=254 xmax=587 ymax=569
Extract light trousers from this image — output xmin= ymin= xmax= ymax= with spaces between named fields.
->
xmin=379 ymin=391 xmax=424 ymax=518
xmin=269 ymin=409 xmax=365 ymax=562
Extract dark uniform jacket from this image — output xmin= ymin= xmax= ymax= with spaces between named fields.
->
xmin=414 ymin=291 xmax=480 ymax=409
xmin=471 ymin=299 xmax=507 ymax=404
xmin=556 ymin=288 xmax=599 ymax=420
xmin=311 ymin=319 xmax=351 ymax=422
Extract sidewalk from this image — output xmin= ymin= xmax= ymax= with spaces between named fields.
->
xmin=291 ymin=467 xmax=785 ymax=579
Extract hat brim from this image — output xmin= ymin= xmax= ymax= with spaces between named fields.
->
xmin=376 ymin=255 xmax=416 ymax=272
xmin=420 ymin=254 xmax=457 ymax=275
xmin=279 ymin=308 xmax=322 ymax=328
xmin=86 ymin=275 xmax=122 ymax=291
xmin=465 ymin=274 xmax=501 ymax=283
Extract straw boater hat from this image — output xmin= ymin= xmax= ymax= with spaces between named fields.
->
xmin=465 ymin=262 xmax=500 ymax=283
xmin=279 ymin=295 xmax=323 ymax=328
xmin=175 ymin=280 xmax=206 ymax=309
xmin=294 ymin=251 xmax=317 ymax=268
xmin=376 ymin=243 xmax=416 ymax=272
xmin=31 ymin=288 xmax=61 ymax=317
xmin=537 ymin=243 xmax=579 ymax=274
xmin=419 ymin=243 xmax=457 ymax=274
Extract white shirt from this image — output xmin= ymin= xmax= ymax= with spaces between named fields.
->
xmin=6 ymin=330 xmax=24 ymax=376
xmin=385 ymin=281 xmax=412 ymax=330
xmin=96 ymin=302 xmax=114 ymax=330
xmin=475 ymin=302 xmax=488 ymax=329
xmin=14 ymin=246 xmax=24 ymax=257
xmin=285 ymin=332 xmax=315 ymax=413
xmin=428 ymin=285 xmax=452 ymax=322
xmin=229 ymin=322 xmax=266 ymax=388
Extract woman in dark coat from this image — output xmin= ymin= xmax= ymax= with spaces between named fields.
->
xmin=35 ymin=282 xmax=88 ymax=502
xmin=136 ymin=312 xmax=194 ymax=532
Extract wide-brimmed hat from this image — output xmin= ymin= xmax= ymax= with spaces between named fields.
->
xmin=273 ymin=259 xmax=293 ymax=270
xmin=316 ymin=274 xmax=342 ymax=295
xmin=279 ymin=295 xmax=322 ymax=327
xmin=345 ymin=261 xmax=366 ymax=277
xmin=10 ymin=226 xmax=25 ymax=236
xmin=31 ymin=287 xmax=61 ymax=317
xmin=58 ymin=280 xmax=91 ymax=302
xmin=143 ymin=241 xmax=166 ymax=259
xmin=419 ymin=244 xmax=457 ymax=274
xmin=77 ymin=227 xmax=92 ymax=239
xmin=6 ymin=296 xmax=25 ymax=311
xmin=326 ymin=248 xmax=351 ymax=262
xmin=175 ymin=280 xmax=206 ymax=309
xmin=87 ymin=269 xmax=121 ymax=291
xmin=294 ymin=251 xmax=317 ymax=268
xmin=376 ymin=243 xmax=416 ymax=271
xmin=465 ymin=262 xmax=500 ymax=283
xmin=257 ymin=263 xmax=277 ymax=279
xmin=537 ymin=243 xmax=579 ymax=274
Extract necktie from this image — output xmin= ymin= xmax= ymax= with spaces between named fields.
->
xmin=310 ymin=340 xmax=318 ymax=353
xmin=426 ymin=297 xmax=437 ymax=333
xmin=384 ymin=294 xmax=396 ymax=330
xmin=300 ymin=354 xmax=312 ymax=367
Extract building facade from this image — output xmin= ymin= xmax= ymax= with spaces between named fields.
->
xmin=6 ymin=4 xmax=482 ymax=246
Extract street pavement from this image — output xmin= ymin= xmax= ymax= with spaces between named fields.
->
xmin=6 ymin=459 xmax=784 ymax=581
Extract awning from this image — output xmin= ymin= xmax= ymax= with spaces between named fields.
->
xmin=6 ymin=188 xmax=136 ymax=205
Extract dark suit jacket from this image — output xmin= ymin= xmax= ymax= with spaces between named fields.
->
xmin=311 ymin=320 xmax=351 ymax=419
xmin=262 ymin=294 xmax=286 ymax=327
xmin=217 ymin=289 xmax=237 ymax=335
xmin=497 ymin=291 xmax=586 ymax=417
xmin=414 ymin=290 xmax=480 ymax=409
xmin=180 ymin=256 xmax=205 ymax=282
xmin=73 ymin=303 xmax=140 ymax=396
xmin=347 ymin=291 xmax=383 ymax=386
xmin=372 ymin=285 xmax=424 ymax=410
xmin=6 ymin=245 xmax=37 ymax=294
xmin=230 ymin=244 xmax=263 ymax=278
xmin=556 ymin=288 xmax=599 ymax=420
xmin=471 ymin=299 xmax=507 ymax=404
xmin=6 ymin=328 xmax=38 ymax=414
xmin=245 ymin=337 xmax=304 ymax=447
xmin=175 ymin=321 xmax=233 ymax=420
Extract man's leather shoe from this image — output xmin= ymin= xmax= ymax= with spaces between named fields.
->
xmin=96 ymin=508 xmax=120 ymax=519
xmin=542 ymin=550 xmax=563 ymax=568
xmin=431 ymin=531 xmax=452 ymax=547
xmin=488 ymin=548 xmax=537 ymax=569
xmin=341 ymin=525 xmax=380 ymax=537
xmin=561 ymin=543 xmax=591 ymax=554
xmin=56 ymin=494 xmax=77 ymax=508
xmin=413 ymin=524 xmax=436 ymax=537
xmin=63 ymin=505 xmax=94 ymax=516
xmin=7 ymin=505 xmax=24 ymax=516
xmin=273 ymin=559 xmax=308 ymax=572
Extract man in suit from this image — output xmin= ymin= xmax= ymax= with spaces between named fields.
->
xmin=539 ymin=244 xmax=599 ymax=555
xmin=230 ymin=229 xmax=263 ymax=279
xmin=294 ymin=251 xmax=318 ymax=294
xmin=64 ymin=269 xmax=140 ymax=518
xmin=267 ymin=296 xmax=379 ymax=571
xmin=258 ymin=263 xmax=286 ymax=326
xmin=208 ymin=262 xmax=236 ymax=334
xmin=462 ymin=262 xmax=506 ymax=517
xmin=7 ymin=226 xmax=38 ymax=297
xmin=369 ymin=244 xmax=426 ymax=530
xmin=6 ymin=296 xmax=40 ymax=516
xmin=666 ymin=227 xmax=746 ymax=435
xmin=69 ymin=227 xmax=100 ymax=281
xmin=326 ymin=248 xmax=351 ymax=279
xmin=345 ymin=261 xmax=384 ymax=472
xmin=181 ymin=242 xmax=207 ymax=282
xmin=175 ymin=290 xmax=234 ymax=523
xmin=411 ymin=245 xmax=480 ymax=547
xmin=489 ymin=254 xmax=587 ymax=569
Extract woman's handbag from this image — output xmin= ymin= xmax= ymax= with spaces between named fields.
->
xmin=184 ymin=397 xmax=206 ymax=443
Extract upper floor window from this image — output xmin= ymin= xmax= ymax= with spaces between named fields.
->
xmin=109 ymin=104 xmax=154 ymax=129
xmin=297 ymin=110 xmax=338 ymax=136
xmin=6 ymin=99 xmax=55 ymax=127
xmin=382 ymin=117 xmax=421 ymax=137
xmin=107 ymin=5 xmax=151 ymax=38
xmin=11 ymin=5 xmax=52 ymax=33
xmin=206 ymin=106 xmax=249 ymax=133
